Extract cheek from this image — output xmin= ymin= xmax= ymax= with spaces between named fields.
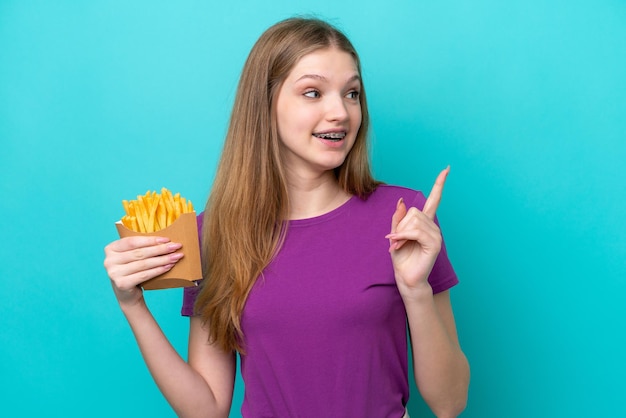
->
xmin=275 ymin=108 xmax=295 ymax=140
xmin=351 ymin=108 xmax=362 ymax=133
xmin=350 ymin=103 xmax=362 ymax=124
xmin=276 ymin=113 xmax=313 ymax=149
xmin=348 ymin=109 xmax=362 ymax=148
xmin=281 ymin=108 xmax=317 ymax=135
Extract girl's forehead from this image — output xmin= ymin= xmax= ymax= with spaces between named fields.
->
xmin=287 ymin=48 xmax=359 ymax=79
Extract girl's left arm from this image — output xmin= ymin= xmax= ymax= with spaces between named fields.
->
xmin=386 ymin=167 xmax=469 ymax=417
xmin=403 ymin=287 xmax=469 ymax=418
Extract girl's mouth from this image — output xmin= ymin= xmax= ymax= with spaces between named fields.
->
xmin=313 ymin=132 xmax=346 ymax=142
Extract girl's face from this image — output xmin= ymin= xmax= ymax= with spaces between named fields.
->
xmin=275 ymin=47 xmax=362 ymax=179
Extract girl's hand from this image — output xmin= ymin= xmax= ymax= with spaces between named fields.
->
xmin=386 ymin=167 xmax=449 ymax=296
xmin=103 ymin=236 xmax=184 ymax=307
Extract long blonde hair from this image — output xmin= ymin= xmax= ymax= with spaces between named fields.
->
xmin=195 ymin=17 xmax=381 ymax=352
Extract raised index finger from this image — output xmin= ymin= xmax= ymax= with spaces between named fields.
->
xmin=422 ymin=166 xmax=450 ymax=219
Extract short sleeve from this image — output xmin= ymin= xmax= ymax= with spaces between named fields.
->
xmin=182 ymin=284 xmax=201 ymax=316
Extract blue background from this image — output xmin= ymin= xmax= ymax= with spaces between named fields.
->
xmin=1 ymin=1 xmax=624 ymax=416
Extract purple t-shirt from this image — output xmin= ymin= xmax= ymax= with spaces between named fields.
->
xmin=182 ymin=185 xmax=458 ymax=417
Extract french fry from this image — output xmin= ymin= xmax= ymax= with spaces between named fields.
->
xmin=121 ymin=215 xmax=133 ymax=229
xmin=120 ymin=188 xmax=195 ymax=233
xmin=122 ymin=200 xmax=131 ymax=215
xmin=136 ymin=195 xmax=151 ymax=233
xmin=180 ymin=197 xmax=187 ymax=216
xmin=156 ymin=198 xmax=166 ymax=231
xmin=147 ymin=194 xmax=159 ymax=233
xmin=173 ymin=193 xmax=182 ymax=218
xmin=162 ymin=188 xmax=175 ymax=226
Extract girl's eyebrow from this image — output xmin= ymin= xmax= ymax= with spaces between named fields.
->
xmin=295 ymin=74 xmax=361 ymax=84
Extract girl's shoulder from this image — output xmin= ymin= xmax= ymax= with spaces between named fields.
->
xmin=366 ymin=184 xmax=427 ymax=210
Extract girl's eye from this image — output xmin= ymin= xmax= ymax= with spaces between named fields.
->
xmin=346 ymin=90 xmax=360 ymax=100
xmin=304 ymin=90 xmax=320 ymax=98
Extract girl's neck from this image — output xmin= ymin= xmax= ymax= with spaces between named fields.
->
xmin=285 ymin=171 xmax=351 ymax=220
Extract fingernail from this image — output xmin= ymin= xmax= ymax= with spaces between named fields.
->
xmin=167 ymin=243 xmax=183 ymax=251
xmin=163 ymin=263 xmax=174 ymax=271
xmin=397 ymin=198 xmax=404 ymax=209
xmin=156 ymin=237 xmax=171 ymax=244
xmin=170 ymin=252 xmax=184 ymax=262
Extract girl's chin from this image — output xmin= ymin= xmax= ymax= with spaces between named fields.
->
xmin=284 ymin=158 xmax=348 ymax=176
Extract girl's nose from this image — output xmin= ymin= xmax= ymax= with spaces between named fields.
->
xmin=325 ymin=94 xmax=349 ymax=122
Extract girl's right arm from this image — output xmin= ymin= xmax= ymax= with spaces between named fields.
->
xmin=104 ymin=236 xmax=236 ymax=418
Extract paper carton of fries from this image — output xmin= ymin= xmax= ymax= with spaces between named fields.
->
xmin=115 ymin=188 xmax=202 ymax=290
